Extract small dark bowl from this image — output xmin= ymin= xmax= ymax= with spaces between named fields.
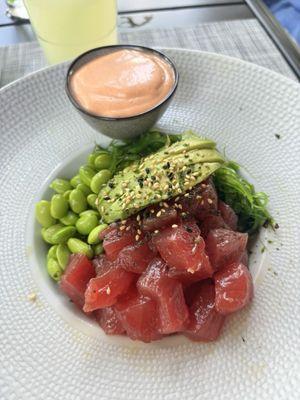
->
xmin=66 ymin=45 xmax=179 ymax=139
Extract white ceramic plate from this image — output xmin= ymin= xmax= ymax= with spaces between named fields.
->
xmin=0 ymin=49 xmax=299 ymax=400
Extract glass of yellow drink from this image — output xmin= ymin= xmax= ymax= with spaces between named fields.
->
xmin=23 ymin=0 xmax=118 ymax=64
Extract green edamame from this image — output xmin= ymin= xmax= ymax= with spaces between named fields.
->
xmin=88 ymin=224 xmax=108 ymax=245
xmin=63 ymin=190 xmax=72 ymax=200
xmin=56 ymin=244 xmax=71 ymax=270
xmin=76 ymin=214 xmax=98 ymax=235
xmin=69 ymin=189 xmax=87 ymax=214
xmin=87 ymin=153 xmax=97 ymax=167
xmin=94 ymin=153 xmax=112 ymax=170
xmin=67 ymin=238 xmax=93 ymax=258
xmin=51 ymin=225 xmax=76 ymax=244
xmin=50 ymin=178 xmax=72 ymax=194
xmin=93 ymin=243 xmax=104 ymax=256
xmin=60 ymin=210 xmax=79 ymax=226
xmin=47 ymin=245 xmax=58 ymax=260
xmin=50 ymin=194 xmax=69 ymax=219
xmin=79 ymin=210 xmax=99 ymax=218
xmin=47 ymin=258 xmax=62 ymax=281
xmin=35 ymin=200 xmax=56 ymax=228
xmin=41 ymin=224 xmax=64 ymax=244
xmin=90 ymin=169 xmax=112 ymax=194
xmin=79 ymin=165 xmax=96 ymax=187
xmin=87 ymin=194 xmax=98 ymax=209
xmin=77 ymin=183 xmax=92 ymax=196
xmin=70 ymin=174 xmax=82 ymax=188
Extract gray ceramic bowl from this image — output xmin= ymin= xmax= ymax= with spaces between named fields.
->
xmin=65 ymin=45 xmax=179 ymax=139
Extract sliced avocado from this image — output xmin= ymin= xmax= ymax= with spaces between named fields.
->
xmin=98 ymin=132 xmax=224 ymax=223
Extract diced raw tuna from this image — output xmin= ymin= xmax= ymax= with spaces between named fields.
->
xmin=137 ymin=258 xmax=189 ymax=334
xmin=152 ymin=219 xmax=207 ymax=274
xmin=214 ymin=262 xmax=253 ymax=314
xmin=83 ymin=261 xmax=135 ymax=312
xmin=184 ymin=280 xmax=225 ymax=342
xmin=218 ymin=201 xmax=238 ymax=231
xmin=98 ymin=224 xmax=117 ymax=241
xmin=115 ymin=287 xmax=161 ymax=342
xmin=60 ymin=254 xmax=95 ymax=308
xmin=142 ymin=206 xmax=178 ymax=232
xmin=103 ymin=225 xmax=136 ymax=261
xmin=199 ymin=215 xmax=229 ymax=238
xmin=94 ymin=307 xmax=125 ymax=335
xmin=240 ymin=251 xmax=249 ymax=266
xmin=178 ymin=179 xmax=218 ymax=221
xmin=115 ymin=241 xmax=155 ymax=274
xmin=168 ymin=253 xmax=213 ymax=286
xmin=205 ymin=228 xmax=248 ymax=271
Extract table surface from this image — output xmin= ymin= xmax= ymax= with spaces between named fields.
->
xmin=0 ymin=0 xmax=299 ymax=88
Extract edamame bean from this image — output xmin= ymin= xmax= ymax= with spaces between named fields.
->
xmin=50 ymin=178 xmax=72 ymax=194
xmin=88 ymin=224 xmax=108 ymax=245
xmin=90 ymin=169 xmax=112 ymax=194
xmin=87 ymin=153 xmax=97 ymax=167
xmin=69 ymin=189 xmax=87 ymax=214
xmin=67 ymin=238 xmax=93 ymax=258
xmin=87 ymin=194 xmax=98 ymax=209
xmin=47 ymin=258 xmax=62 ymax=281
xmin=35 ymin=200 xmax=56 ymax=228
xmin=63 ymin=190 xmax=72 ymax=200
xmin=76 ymin=214 xmax=98 ymax=235
xmin=51 ymin=225 xmax=76 ymax=244
xmin=79 ymin=210 xmax=99 ymax=218
xmin=41 ymin=224 xmax=64 ymax=244
xmin=50 ymin=194 xmax=69 ymax=219
xmin=77 ymin=183 xmax=92 ymax=196
xmin=93 ymin=243 xmax=104 ymax=256
xmin=79 ymin=165 xmax=96 ymax=187
xmin=60 ymin=210 xmax=79 ymax=226
xmin=70 ymin=174 xmax=82 ymax=188
xmin=47 ymin=245 xmax=58 ymax=260
xmin=56 ymin=244 xmax=71 ymax=270
xmin=94 ymin=153 xmax=112 ymax=170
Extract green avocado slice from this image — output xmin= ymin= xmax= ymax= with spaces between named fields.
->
xmin=97 ymin=132 xmax=224 ymax=223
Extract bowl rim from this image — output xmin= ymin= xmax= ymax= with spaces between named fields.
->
xmin=65 ymin=44 xmax=179 ymax=121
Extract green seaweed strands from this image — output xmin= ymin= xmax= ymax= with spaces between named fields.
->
xmin=213 ymin=162 xmax=274 ymax=234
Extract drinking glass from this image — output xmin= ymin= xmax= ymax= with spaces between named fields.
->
xmin=23 ymin=0 xmax=118 ymax=64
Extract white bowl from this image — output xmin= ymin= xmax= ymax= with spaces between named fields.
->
xmin=0 ymin=48 xmax=299 ymax=400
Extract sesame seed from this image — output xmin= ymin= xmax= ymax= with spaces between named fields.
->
xmin=28 ymin=293 xmax=37 ymax=302
xmin=172 ymin=224 xmax=178 ymax=228
xmin=135 ymin=234 xmax=140 ymax=241
xmin=161 ymin=208 xmax=166 ymax=213
xmin=156 ymin=211 xmax=162 ymax=217
xmin=136 ymin=215 xmax=141 ymax=222
xmin=154 ymin=230 xmax=159 ymax=234
xmin=137 ymin=229 xmax=142 ymax=235
xmin=184 ymin=193 xmax=189 ymax=197
xmin=106 ymin=286 xmax=111 ymax=295
xmin=163 ymin=202 xmax=169 ymax=208
xmin=187 ymin=268 xmax=195 ymax=274
xmin=201 ymin=183 xmax=207 ymax=188
xmin=126 ymin=226 xmax=131 ymax=231
xmin=150 ymin=209 xmax=155 ymax=214
xmin=196 ymin=195 xmax=202 ymax=200
xmin=207 ymin=198 xmax=213 ymax=204
xmin=163 ymin=184 xmax=169 ymax=191
xmin=119 ymin=225 xmax=126 ymax=231
xmin=177 ymin=204 xmax=183 ymax=209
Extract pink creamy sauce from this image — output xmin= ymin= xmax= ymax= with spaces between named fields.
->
xmin=70 ymin=49 xmax=175 ymax=118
